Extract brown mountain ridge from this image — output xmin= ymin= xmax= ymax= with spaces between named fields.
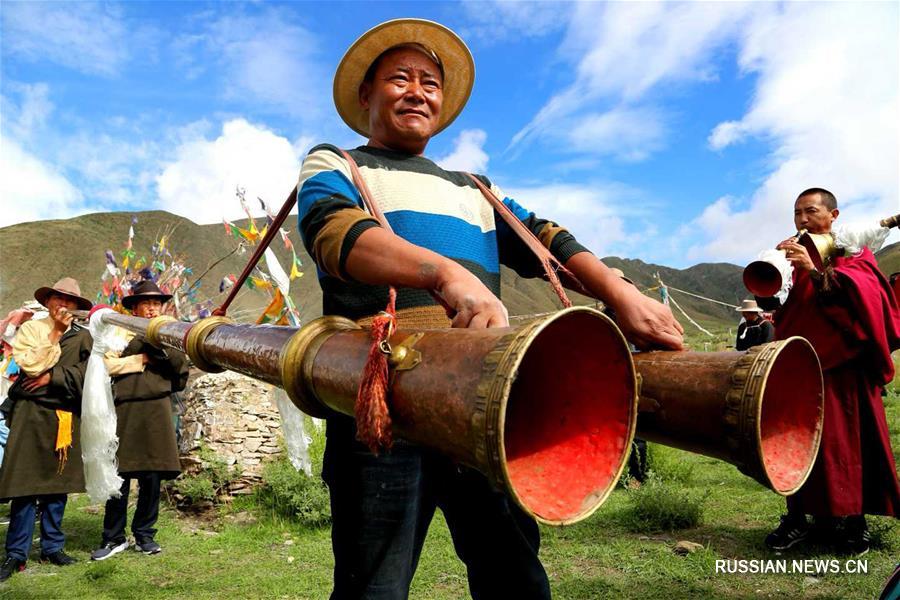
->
xmin=1 ymin=211 xmax=897 ymax=329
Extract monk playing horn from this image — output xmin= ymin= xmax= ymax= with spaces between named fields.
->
xmin=765 ymin=187 xmax=900 ymax=555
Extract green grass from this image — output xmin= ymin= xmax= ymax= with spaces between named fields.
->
xmin=1 ymin=348 xmax=898 ymax=599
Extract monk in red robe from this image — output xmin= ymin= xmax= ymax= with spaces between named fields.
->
xmin=766 ymin=187 xmax=900 ymax=555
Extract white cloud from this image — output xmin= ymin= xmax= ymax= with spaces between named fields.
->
xmin=1 ymin=1 xmax=131 ymax=76
xmin=501 ymin=181 xmax=650 ymax=257
xmin=0 ymin=137 xmax=86 ymax=227
xmin=156 ymin=119 xmax=302 ymax=224
xmin=435 ymin=129 xmax=489 ymax=173
xmin=1 ymin=82 xmax=54 ymax=143
xmin=174 ymin=9 xmax=328 ymax=120
xmin=459 ymin=0 xmax=571 ymax=43
xmin=511 ymin=2 xmax=757 ymax=160
xmin=687 ymin=2 xmax=899 ymax=263
xmin=568 ymin=107 xmax=666 ymax=162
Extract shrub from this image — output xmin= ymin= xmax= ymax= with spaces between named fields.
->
xmin=170 ymin=443 xmax=240 ymax=505
xmin=253 ymin=455 xmax=331 ymax=527
xmin=252 ymin=416 xmax=330 ymax=526
xmin=623 ymin=477 xmax=707 ymax=532
xmin=645 ymin=443 xmax=695 ymax=485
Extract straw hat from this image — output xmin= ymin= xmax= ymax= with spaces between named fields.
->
xmin=333 ymin=18 xmax=475 ymax=138
xmin=34 ymin=277 xmax=93 ymax=311
xmin=735 ymin=299 xmax=763 ymax=313
xmin=122 ymin=280 xmax=172 ymax=310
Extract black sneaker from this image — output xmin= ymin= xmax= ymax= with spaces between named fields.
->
xmin=838 ymin=516 xmax=870 ymax=556
xmin=39 ymin=550 xmax=77 ymax=566
xmin=135 ymin=537 xmax=161 ymax=555
xmin=0 ymin=556 xmax=25 ymax=581
xmin=765 ymin=514 xmax=810 ymax=550
xmin=91 ymin=540 xmax=129 ymax=561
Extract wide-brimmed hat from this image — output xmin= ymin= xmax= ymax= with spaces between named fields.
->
xmin=122 ymin=280 xmax=172 ymax=310
xmin=333 ymin=18 xmax=475 ymax=138
xmin=34 ymin=277 xmax=93 ymax=311
xmin=735 ymin=299 xmax=763 ymax=313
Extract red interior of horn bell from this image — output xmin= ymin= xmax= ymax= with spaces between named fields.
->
xmin=759 ymin=339 xmax=823 ymax=494
xmin=743 ymin=260 xmax=783 ymax=298
xmin=503 ymin=311 xmax=635 ymax=524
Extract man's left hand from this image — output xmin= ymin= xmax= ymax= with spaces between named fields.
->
xmin=777 ymin=240 xmax=815 ymax=271
xmin=21 ymin=372 xmax=51 ymax=392
xmin=613 ymin=289 xmax=685 ymax=351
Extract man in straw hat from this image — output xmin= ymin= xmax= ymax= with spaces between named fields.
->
xmin=765 ymin=188 xmax=900 ymax=555
xmin=0 ymin=278 xmax=92 ymax=581
xmin=298 ymin=18 xmax=683 ymax=598
xmin=90 ymin=280 xmax=188 ymax=561
xmin=733 ymin=299 xmax=773 ymax=351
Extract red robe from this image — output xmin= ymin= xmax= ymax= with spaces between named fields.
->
xmin=776 ymin=247 xmax=900 ymax=517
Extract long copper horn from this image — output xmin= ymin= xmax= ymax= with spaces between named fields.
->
xmin=81 ymin=306 xmax=638 ymax=526
xmin=633 ymin=338 xmax=824 ymax=495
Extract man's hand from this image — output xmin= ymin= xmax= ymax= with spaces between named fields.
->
xmin=21 ymin=372 xmax=51 ymax=392
xmin=434 ymin=262 xmax=508 ymax=329
xmin=563 ymin=253 xmax=683 ymax=350
xmin=50 ymin=304 xmax=74 ymax=331
xmin=776 ymin=239 xmax=816 ymax=272
xmin=611 ymin=286 xmax=684 ymax=351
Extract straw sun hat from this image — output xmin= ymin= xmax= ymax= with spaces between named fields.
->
xmin=333 ymin=18 xmax=475 ymax=138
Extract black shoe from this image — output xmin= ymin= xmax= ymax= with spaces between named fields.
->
xmin=837 ymin=516 xmax=870 ymax=556
xmin=0 ymin=556 xmax=26 ymax=581
xmin=91 ymin=540 xmax=129 ymax=561
xmin=39 ymin=550 xmax=77 ymax=566
xmin=135 ymin=537 xmax=161 ymax=555
xmin=765 ymin=514 xmax=810 ymax=550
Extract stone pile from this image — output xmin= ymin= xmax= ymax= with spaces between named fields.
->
xmin=180 ymin=370 xmax=285 ymax=494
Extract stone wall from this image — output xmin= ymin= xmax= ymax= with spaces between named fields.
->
xmin=180 ymin=370 xmax=284 ymax=494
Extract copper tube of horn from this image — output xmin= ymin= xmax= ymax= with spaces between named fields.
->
xmin=83 ymin=307 xmax=638 ymax=526
xmin=633 ymin=338 xmax=824 ymax=495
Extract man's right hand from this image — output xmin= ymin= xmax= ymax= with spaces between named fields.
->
xmin=434 ymin=262 xmax=509 ymax=329
xmin=50 ymin=305 xmax=74 ymax=331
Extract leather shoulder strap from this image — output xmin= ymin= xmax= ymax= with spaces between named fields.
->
xmin=340 ymin=149 xmax=394 ymax=234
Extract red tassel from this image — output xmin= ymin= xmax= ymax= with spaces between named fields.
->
xmin=355 ymin=287 xmax=397 ymax=454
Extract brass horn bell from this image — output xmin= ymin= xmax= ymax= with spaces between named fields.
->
xmin=743 ymin=229 xmax=839 ymax=299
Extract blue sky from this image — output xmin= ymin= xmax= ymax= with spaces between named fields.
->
xmin=2 ymin=1 xmax=897 ymax=267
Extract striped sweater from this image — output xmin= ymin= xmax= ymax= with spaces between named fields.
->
xmin=297 ymin=144 xmax=589 ymax=327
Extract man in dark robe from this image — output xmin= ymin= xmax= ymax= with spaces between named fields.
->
xmin=765 ymin=187 xmax=900 ymax=555
xmin=0 ymin=278 xmax=92 ymax=581
xmin=90 ymin=280 xmax=188 ymax=560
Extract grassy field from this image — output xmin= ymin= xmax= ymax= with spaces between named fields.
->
xmin=1 ymin=341 xmax=898 ymax=599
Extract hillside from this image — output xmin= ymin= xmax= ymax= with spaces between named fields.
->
xmin=2 ymin=211 xmax=896 ymax=329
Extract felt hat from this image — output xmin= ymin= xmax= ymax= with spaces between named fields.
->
xmin=333 ymin=18 xmax=475 ymax=138
xmin=122 ymin=280 xmax=172 ymax=310
xmin=34 ymin=277 xmax=93 ymax=311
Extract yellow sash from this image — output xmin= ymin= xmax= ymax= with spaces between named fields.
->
xmin=54 ymin=409 xmax=73 ymax=474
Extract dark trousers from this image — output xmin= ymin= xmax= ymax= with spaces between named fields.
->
xmin=5 ymin=494 xmax=67 ymax=560
xmin=324 ymin=417 xmax=551 ymax=600
xmin=102 ymin=473 xmax=161 ymax=544
xmin=628 ymin=438 xmax=648 ymax=482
